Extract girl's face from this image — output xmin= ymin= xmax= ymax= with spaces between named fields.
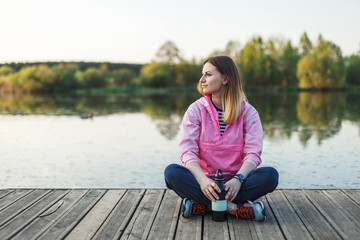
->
xmin=200 ymin=62 xmax=228 ymax=97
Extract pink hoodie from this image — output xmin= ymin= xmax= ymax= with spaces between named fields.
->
xmin=179 ymin=96 xmax=263 ymax=176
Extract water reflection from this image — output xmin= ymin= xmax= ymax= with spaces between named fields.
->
xmin=297 ymin=92 xmax=344 ymax=145
xmin=0 ymin=91 xmax=359 ymax=143
xmin=247 ymin=91 xmax=359 ymax=146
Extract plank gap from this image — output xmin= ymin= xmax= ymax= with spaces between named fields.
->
xmin=61 ymin=189 xmax=109 ymax=240
xmin=264 ymin=194 xmax=287 ymax=239
xmin=172 ymin=194 xmax=183 ymax=240
xmin=282 ymin=190 xmax=317 ymax=240
xmin=113 ymin=189 xmax=146 ymax=239
xmin=82 ymin=189 xmax=128 ymax=240
xmin=302 ymin=190 xmax=349 ymax=239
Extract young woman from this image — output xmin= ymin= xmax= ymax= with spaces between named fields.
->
xmin=164 ymin=56 xmax=278 ymax=221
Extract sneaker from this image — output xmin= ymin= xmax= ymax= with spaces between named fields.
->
xmin=182 ymin=198 xmax=211 ymax=218
xmin=230 ymin=200 xmax=266 ymax=221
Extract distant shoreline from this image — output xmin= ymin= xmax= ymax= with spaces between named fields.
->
xmin=73 ymin=85 xmax=360 ymax=96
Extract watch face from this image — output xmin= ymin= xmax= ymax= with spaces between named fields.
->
xmin=238 ymin=174 xmax=245 ymax=181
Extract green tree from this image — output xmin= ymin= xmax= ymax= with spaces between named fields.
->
xmin=265 ymin=38 xmax=284 ymax=85
xmin=82 ymin=67 xmax=107 ymax=88
xmin=51 ymin=64 xmax=79 ymax=92
xmin=300 ymin=32 xmax=313 ymax=55
xmin=345 ymin=53 xmax=360 ymax=85
xmin=139 ymin=62 xmax=173 ymax=87
xmin=174 ymin=60 xmax=202 ymax=87
xmin=239 ymin=37 xmax=267 ymax=86
xmin=279 ymin=41 xmax=300 ymax=86
xmin=111 ymin=68 xmax=136 ymax=87
xmin=155 ymin=41 xmax=182 ymax=64
xmin=297 ymin=39 xmax=345 ymax=89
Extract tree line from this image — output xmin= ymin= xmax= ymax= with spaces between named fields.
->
xmin=0 ymin=62 xmax=142 ymax=93
xmin=0 ymin=32 xmax=360 ymax=93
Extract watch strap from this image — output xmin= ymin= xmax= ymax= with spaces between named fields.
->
xmin=236 ymin=174 xmax=245 ymax=183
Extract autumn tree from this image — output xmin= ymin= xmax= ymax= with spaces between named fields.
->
xmin=139 ymin=62 xmax=173 ymax=87
xmin=0 ymin=65 xmax=14 ymax=76
xmin=0 ymin=66 xmax=16 ymax=92
xmin=16 ymin=65 xmax=55 ymax=93
xmin=297 ymin=38 xmax=345 ymax=89
xmin=174 ymin=59 xmax=202 ymax=87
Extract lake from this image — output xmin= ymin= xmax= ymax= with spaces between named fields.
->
xmin=0 ymin=91 xmax=359 ymax=189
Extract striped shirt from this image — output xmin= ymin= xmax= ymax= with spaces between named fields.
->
xmin=212 ymin=101 xmax=227 ymax=136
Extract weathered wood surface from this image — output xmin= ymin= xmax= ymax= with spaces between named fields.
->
xmin=0 ymin=189 xmax=359 ymax=239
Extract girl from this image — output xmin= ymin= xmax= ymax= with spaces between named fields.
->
xmin=164 ymin=56 xmax=278 ymax=221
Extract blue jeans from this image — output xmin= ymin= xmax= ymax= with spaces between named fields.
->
xmin=164 ymin=164 xmax=279 ymax=209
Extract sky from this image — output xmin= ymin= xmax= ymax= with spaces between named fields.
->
xmin=0 ymin=0 xmax=359 ymax=64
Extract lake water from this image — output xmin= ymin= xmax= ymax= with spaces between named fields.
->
xmin=0 ymin=91 xmax=359 ymax=189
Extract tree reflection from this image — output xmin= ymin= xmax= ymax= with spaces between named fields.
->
xmin=296 ymin=92 xmax=344 ymax=145
xmin=0 ymin=91 xmax=358 ymax=144
xmin=139 ymin=94 xmax=198 ymax=139
xmin=248 ymin=92 xmax=299 ymax=140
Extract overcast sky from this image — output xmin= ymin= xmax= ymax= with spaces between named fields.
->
xmin=1 ymin=0 xmax=359 ymax=64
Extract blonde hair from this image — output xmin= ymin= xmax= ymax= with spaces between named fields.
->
xmin=197 ymin=56 xmax=246 ymax=124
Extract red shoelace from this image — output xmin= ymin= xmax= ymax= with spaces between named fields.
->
xmin=192 ymin=203 xmax=211 ymax=215
xmin=231 ymin=205 xmax=255 ymax=220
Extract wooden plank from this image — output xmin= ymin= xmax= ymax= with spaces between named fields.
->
xmin=65 ymin=189 xmax=126 ymax=240
xmin=304 ymin=190 xmax=360 ymax=240
xmin=228 ymin=216 xmax=256 ymax=240
xmin=0 ymin=189 xmax=14 ymax=199
xmin=175 ymin=211 xmax=202 ymax=239
xmin=12 ymin=189 xmax=88 ymax=240
xmin=36 ymin=189 xmax=105 ymax=240
xmin=325 ymin=190 xmax=360 ymax=226
xmin=120 ymin=189 xmax=164 ymax=240
xmin=0 ymin=190 xmax=69 ymax=239
xmin=0 ymin=189 xmax=357 ymax=240
xmin=283 ymin=190 xmax=341 ymax=240
xmin=253 ymin=196 xmax=285 ymax=240
xmin=147 ymin=190 xmax=182 ymax=240
xmin=0 ymin=189 xmax=49 ymax=227
xmin=203 ymin=214 xmax=230 ymax=240
xmin=92 ymin=189 xmax=145 ymax=240
xmin=0 ymin=189 xmax=32 ymax=211
xmin=342 ymin=189 xmax=360 ymax=205
xmin=266 ymin=190 xmax=312 ymax=240
xmin=227 ymin=198 xmax=275 ymax=240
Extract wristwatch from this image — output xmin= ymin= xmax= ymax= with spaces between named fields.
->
xmin=235 ymin=174 xmax=246 ymax=183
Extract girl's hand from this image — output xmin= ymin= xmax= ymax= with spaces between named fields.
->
xmin=225 ymin=178 xmax=241 ymax=202
xmin=199 ymin=176 xmax=221 ymax=202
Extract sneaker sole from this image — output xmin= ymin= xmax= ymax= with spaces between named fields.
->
xmin=257 ymin=201 xmax=266 ymax=222
xmin=181 ymin=198 xmax=187 ymax=217
xmin=182 ymin=198 xmax=192 ymax=218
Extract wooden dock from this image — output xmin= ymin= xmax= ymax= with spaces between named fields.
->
xmin=0 ymin=189 xmax=359 ymax=239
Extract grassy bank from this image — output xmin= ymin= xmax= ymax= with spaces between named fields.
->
xmin=73 ymin=86 xmax=200 ymax=96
